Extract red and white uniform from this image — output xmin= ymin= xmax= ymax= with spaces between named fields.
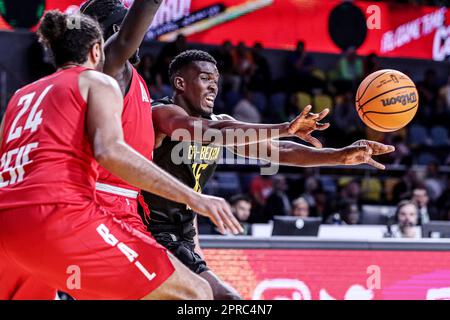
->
xmin=95 ymin=66 xmax=153 ymax=233
xmin=0 ymin=67 xmax=173 ymax=300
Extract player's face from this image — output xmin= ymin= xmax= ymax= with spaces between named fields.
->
xmin=183 ymin=61 xmax=219 ymax=116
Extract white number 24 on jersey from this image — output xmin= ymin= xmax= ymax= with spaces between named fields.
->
xmin=6 ymin=85 xmax=53 ymax=143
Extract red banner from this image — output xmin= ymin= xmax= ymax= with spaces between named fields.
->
xmin=1 ymin=1 xmax=450 ymax=60
xmin=204 ymin=249 xmax=450 ymax=300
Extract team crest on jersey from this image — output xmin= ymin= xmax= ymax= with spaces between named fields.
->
xmin=139 ymin=81 xmax=150 ymax=103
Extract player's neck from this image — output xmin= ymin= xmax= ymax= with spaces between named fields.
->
xmin=172 ymin=94 xmax=201 ymax=118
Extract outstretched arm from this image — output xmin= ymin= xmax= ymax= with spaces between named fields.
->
xmin=153 ymin=104 xmax=329 ymax=147
xmin=104 ymin=0 xmax=163 ymax=77
xmin=228 ymin=139 xmax=395 ymax=170
xmin=82 ymin=71 xmax=242 ymax=235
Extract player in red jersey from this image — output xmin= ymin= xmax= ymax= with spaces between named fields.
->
xmin=79 ymin=0 xmax=163 ymax=232
xmin=0 ymin=10 xmax=241 ymax=300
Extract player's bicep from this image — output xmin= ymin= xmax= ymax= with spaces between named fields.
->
xmin=84 ymin=73 xmax=124 ymax=156
xmin=153 ymin=105 xmax=206 ymax=141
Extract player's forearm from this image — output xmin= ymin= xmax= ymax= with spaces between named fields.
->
xmin=96 ymin=141 xmax=198 ymax=206
xmin=193 ymin=216 xmax=205 ymax=259
xmin=105 ymin=0 xmax=163 ymax=71
xmin=209 ymin=120 xmax=291 ymax=145
xmin=276 ymin=141 xmax=347 ymax=167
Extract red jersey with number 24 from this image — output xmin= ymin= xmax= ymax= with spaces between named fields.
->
xmin=0 ymin=67 xmax=98 ymax=209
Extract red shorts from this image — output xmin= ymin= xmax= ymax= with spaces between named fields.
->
xmin=0 ymin=202 xmax=174 ymax=300
xmin=95 ymin=190 xmax=149 ymax=234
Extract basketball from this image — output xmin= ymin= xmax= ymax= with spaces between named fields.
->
xmin=355 ymin=69 xmax=419 ymax=132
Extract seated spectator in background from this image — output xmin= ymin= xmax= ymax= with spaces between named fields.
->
xmin=285 ymin=40 xmax=316 ymax=91
xmin=324 ymin=200 xmax=360 ymax=225
xmin=336 ymin=47 xmax=363 ymax=92
xmin=340 ymin=200 xmax=361 ymax=225
xmin=235 ymin=41 xmax=255 ymax=87
xmin=329 ymin=92 xmax=364 ymax=145
xmin=363 ymin=52 xmax=380 ymax=77
xmin=424 ymin=162 xmax=445 ymax=202
xmin=338 ymin=47 xmax=363 ymax=81
xmin=437 ymin=177 xmax=450 ymax=220
xmin=248 ymin=175 xmax=273 ymax=223
xmin=262 ymin=175 xmax=291 ymax=222
xmin=229 ymin=194 xmax=253 ymax=235
xmin=411 ymin=187 xmax=440 ymax=223
xmin=155 ymin=34 xmax=188 ymax=85
xmin=138 ymin=54 xmax=171 ymax=99
xmin=248 ymin=42 xmax=271 ymax=92
xmin=291 ymin=197 xmax=310 ymax=218
xmin=211 ymin=40 xmax=240 ymax=93
xmin=385 ymin=134 xmax=412 ymax=165
xmin=232 ymin=88 xmax=262 ymax=123
xmin=417 ymin=69 xmax=439 ymax=125
xmin=392 ymin=168 xmax=420 ymax=204
xmin=385 ymin=200 xmax=421 ymax=238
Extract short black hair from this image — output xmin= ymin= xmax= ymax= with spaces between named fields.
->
xmin=80 ymin=0 xmax=127 ymax=40
xmin=229 ymin=194 xmax=252 ymax=206
xmin=37 ymin=10 xmax=102 ymax=67
xmin=168 ymin=50 xmax=217 ymax=85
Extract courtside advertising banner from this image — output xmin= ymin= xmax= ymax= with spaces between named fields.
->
xmin=204 ymin=249 xmax=450 ymax=300
xmin=1 ymin=0 xmax=450 ymax=60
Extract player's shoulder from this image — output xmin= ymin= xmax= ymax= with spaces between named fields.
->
xmin=151 ymin=96 xmax=174 ymax=107
xmin=213 ymin=114 xmax=235 ymax=121
xmin=79 ymin=69 xmax=120 ymax=91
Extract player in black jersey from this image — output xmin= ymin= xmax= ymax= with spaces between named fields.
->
xmin=139 ymin=50 xmax=395 ymax=300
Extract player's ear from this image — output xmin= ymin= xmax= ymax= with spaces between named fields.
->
xmin=90 ymin=42 xmax=102 ymax=65
xmin=174 ymin=76 xmax=185 ymax=92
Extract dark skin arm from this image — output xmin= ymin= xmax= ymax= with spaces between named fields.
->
xmin=153 ymin=104 xmax=329 ymax=148
xmin=103 ymin=0 xmax=163 ymax=94
xmin=217 ymin=115 xmax=394 ymax=169
xmin=80 ymin=70 xmax=242 ymax=235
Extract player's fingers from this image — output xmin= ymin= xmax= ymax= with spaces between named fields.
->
xmin=366 ymin=157 xmax=386 ymax=170
xmin=209 ymin=208 xmax=226 ymax=234
xmin=219 ymin=206 xmax=242 ymax=235
xmin=300 ymin=105 xmax=312 ymax=117
xmin=315 ymin=122 xmax=330 ymax=130
xmin=369 ymin=141 xmax=395 ymax=155
xmin=304 ymin=135 xmax=322 ymax=148
xmin=317 ymin=108 xmax=330 ymax=121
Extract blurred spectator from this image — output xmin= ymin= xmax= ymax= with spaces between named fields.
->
xmin=232 ymin=88 xmax=262 ymax=123
xmin=437 ymin=177 xmax=450 ymax=220
xmin=340 ymin=200 xmax=361 ymax=225
xmin=411 ymin=187 xmax=440 ymax=223
xmin=392 ymin=168 xmax=420 ymax=203
xmin=329 ymin=92 xmax=364 ymax=145
xmin=300 ymin=176 xmax=320 ymax=211
xmin=291 ymin=197 xmax=310 ymax=218
xmin=339 ymin=179 xmax=362 ymax=204
xmin=417 ymin=69 xmax=439 ymax=124
xmin=262 ymin=175 xmax=291 ymax=221
xmin=424 ymin=162 xmax=445 ymax=201
xmin=386 ymin=134 xmax=412 ymax=165
xmin=335 ymin=47 xmax=363 ymax=92
xmin=229 ymin=194 xmax=253 ymax=235
xmin=363 ymin=52 xmax=380 ymax=77
xmin=155 ymin=34 xmax=188 ymax=85
xmin=324 ymin=200 xmax=360 ymax=225
xmin=138 ymin=54 xmax=171 ymax=99
xmin=285 ymin=40 xmax=316 ymax=91
xmin=211 ymin=40 xmax=240 ymax=93
xmin=385 ymin=200 xmax=421 ymax=238
xmin=248 ymin=42 xmax=271 ymax=92
xmin=235 ymin=42 xmax=255 ymax=86
xmin=250 ymin=175 xmax=273 ymax=207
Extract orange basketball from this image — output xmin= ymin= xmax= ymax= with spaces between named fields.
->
xmin=355 ymin=69 xmax=419 ymax=132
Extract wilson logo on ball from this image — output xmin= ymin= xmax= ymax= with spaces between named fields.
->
xmin=381 ymin=92 xmax=417 ymax=107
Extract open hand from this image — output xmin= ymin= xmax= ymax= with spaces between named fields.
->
xmin=343 ymin=140 xmax=395 ymax=170
xmin=189 ymin=194 xmax=243 ymax=235
xmin=288 ymin=105 xmax=330 ymax=148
